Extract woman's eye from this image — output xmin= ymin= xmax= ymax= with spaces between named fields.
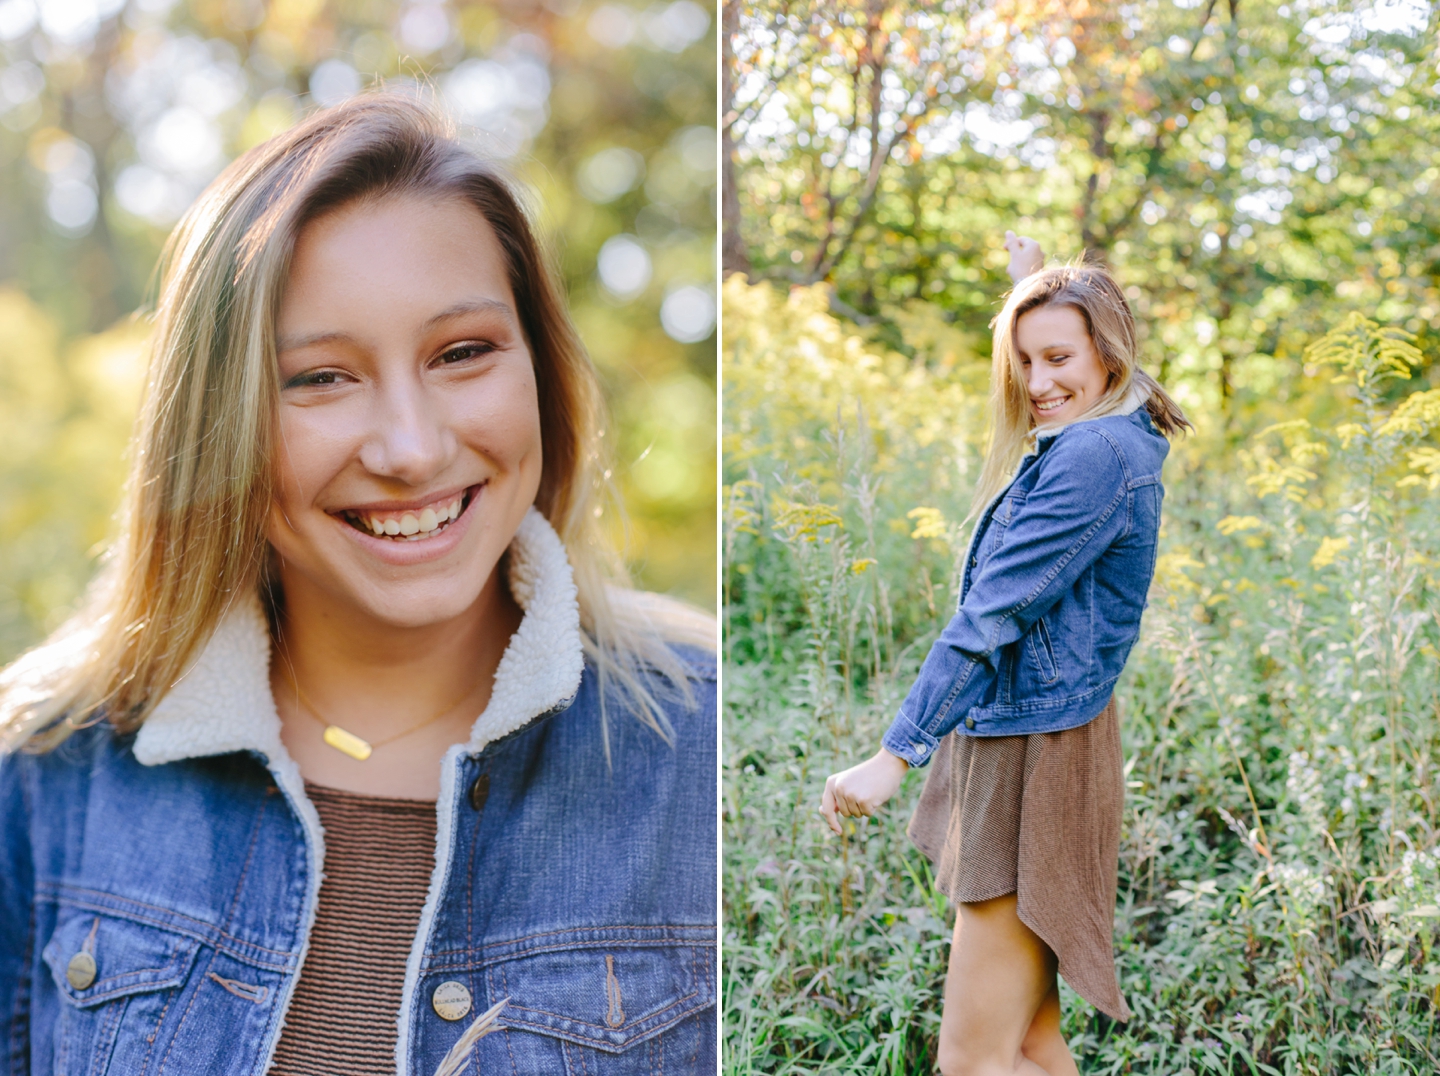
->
xmin=438 ymin=343 xmax=495 ymax=365
xmin=285 ymin=369 xmax=345 ymax=389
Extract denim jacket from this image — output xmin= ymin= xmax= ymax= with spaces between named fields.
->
xmin=883 ymin=403 xmax=1168 ymax=765
xmin=0 ymin=509 xmax=716 ymax=1075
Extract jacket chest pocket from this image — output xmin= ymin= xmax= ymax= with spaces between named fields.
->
xmin=42 ymin=911 xmax=201 ymax=1076
xmin=483 ymin=943 xmax=715 ymax=1074
xmin=982 ymin=490 xmax=1028 ymax=561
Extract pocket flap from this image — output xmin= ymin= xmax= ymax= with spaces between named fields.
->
xmin=42 ymin=912 xmax=200 ymax=1008
xmin=491 ymin=944 xmax=714 ymax=1053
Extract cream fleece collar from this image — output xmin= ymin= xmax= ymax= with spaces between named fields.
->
xmin=132 ymin=507 xmax=584 ymax=767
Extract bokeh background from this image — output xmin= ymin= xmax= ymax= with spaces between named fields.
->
xmin=723 ymin=1 xmax=1440 ymax=1072
xmin=0 ymin=0 xmax=716 ymax=663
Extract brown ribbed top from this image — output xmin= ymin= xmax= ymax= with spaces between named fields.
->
xmin=270 ymin=782 xmax=438 ymax=1075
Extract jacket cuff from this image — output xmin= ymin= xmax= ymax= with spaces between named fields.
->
xmin=882 ymin=711 xmax=941 ymax=768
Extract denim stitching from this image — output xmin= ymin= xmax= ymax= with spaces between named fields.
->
xmin=156 ymin=944 xmax=218 ymax=1076
xmin=86 ymin=993 xmax=125 ymax=1076
xmin=427 ymin=927 xmax=714 ymax=963
xmin=40 ymin=884 xmax=294 ymax=957
xmin=136 ymin=985 xmax=176 ymax=1076
xmin=217 ymin=790 xmax=269 ymax=937
xmin=37 ymin=888 xmax=293 ymax=970
xmin=499 ymin=1005 xmax=704 ymax=1051
xmin=499 ymin=965 xmax=521 ymax=1076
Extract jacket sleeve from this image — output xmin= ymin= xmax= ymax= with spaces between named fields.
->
xmin=0 ymin=749 xmax=34 ymax=1068
xmin=882 ymin=429 xmax=1131 ymax=765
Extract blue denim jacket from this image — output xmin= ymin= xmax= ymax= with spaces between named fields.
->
xmin=883 ymin=404 xmax=1168 ymax=765
xmin=0 ymin=510 xmax=716 ymax=1075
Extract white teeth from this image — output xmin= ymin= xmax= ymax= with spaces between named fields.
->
xmin=351 ymin=492 xmax=467 ymax=539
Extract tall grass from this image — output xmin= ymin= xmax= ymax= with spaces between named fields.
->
xmin=723 ymin=277 xmax=1440 ymax=1075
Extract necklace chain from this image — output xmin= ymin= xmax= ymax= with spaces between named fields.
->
xmin=286 ymin=668 xmax=484 ymax=761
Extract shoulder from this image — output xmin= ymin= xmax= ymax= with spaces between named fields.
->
xmin=1047 ymin=411 xmax=1167 ymax=481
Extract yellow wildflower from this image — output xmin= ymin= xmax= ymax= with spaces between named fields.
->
xmin=906 ymin=506 xmax=948 ymax=540
xmin=1311 ymin=536 xmax=1351 ymax=570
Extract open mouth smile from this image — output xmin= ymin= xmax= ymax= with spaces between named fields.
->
xmin=337 ymin=485 xmax=479 ymax=541
xmin=1033 ymin=395 xmax=1071 ymax=414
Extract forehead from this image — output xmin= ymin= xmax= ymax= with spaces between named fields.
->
xmin=282 ymin=193 xmax=514 ymax=319
xmin=1014 ymin=302 xmax=1087 ymax=348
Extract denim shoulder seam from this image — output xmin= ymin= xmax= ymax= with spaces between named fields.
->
xmin=1058 ymin=423 xmax=1133 ymax=485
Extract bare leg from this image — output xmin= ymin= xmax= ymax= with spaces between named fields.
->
xmin=1019 ymin=985 xmax=1078 ymax=1076
xmin=936 ymin=895 xmax=1078 ymax=1076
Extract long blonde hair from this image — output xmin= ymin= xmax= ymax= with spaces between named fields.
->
xmin=970 ymin=262 xmax=1191 ymax=516
xmin=1 ymin=94 xmax=711 ymax=753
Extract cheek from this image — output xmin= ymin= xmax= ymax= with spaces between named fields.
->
xmin=1080 ymin=353 xmax=1110 ymax=396
xmin=269 ymin=406 xmax=360 ymax=512
xmin=455 ymin=368 xmax=543 ymax=469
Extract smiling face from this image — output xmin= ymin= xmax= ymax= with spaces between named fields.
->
xmin=1013 ymin=302 xmax=1113 ymax=427
xmin=269 ymin=194 xmax=542 ymax=630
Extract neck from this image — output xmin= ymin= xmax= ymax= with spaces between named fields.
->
xmin=270 ymin=562 xmax=522 ymax=742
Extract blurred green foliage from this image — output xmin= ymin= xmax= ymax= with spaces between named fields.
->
xmin=0 ymin=0 xmax=716 ymax=660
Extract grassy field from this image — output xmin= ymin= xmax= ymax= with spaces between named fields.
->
xmin=722 ymin=276 xmax=1440 ymax=1074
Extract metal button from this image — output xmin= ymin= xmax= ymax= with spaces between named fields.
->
xmin=67 ymin=951 xmax=96 ymax=990
xmin=468 ymin=773 xmax=490 ymax=812
xmin=965 ymin=717 xmax=976 ymax=730
xmin=911 ymin=742 xmax=926 ymax=754
xmin=432 ymin=980 xmax=472 ymax=1021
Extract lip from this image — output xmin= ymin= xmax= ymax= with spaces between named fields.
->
xmin=331 ymin=484 xmax=474 ymax=515
xmin=331 ymin=482 xmax=485 ymax=565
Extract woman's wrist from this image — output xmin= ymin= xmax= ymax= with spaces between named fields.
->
xmin=877 ymin=746 xmax=910 ymax=771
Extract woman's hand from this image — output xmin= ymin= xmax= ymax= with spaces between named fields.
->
xmin=820 ymin=748 xmax=910 ymax=835
xmin=1004 ymin=230 xmax=1045 ymax=282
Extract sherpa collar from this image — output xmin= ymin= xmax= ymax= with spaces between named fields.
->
xmin=132 ymin=507 xmax=584 ymax=767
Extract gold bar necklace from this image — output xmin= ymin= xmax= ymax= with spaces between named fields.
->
xmin=287 ymin=671 xmax=484 ymax=761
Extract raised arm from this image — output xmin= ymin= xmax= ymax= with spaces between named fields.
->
xmin=1004 ymin=230 xmax=1045 ymax=283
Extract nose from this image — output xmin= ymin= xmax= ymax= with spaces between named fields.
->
xmin=358 ymin=373 xmax=457 ymax=484
xmin=1025 ymin=363 xmax=1052 ymax=398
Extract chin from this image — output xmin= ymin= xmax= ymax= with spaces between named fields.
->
xmin=356 ymin=586 xmax=483 ymax=629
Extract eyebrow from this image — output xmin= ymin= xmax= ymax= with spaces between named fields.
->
xmin=277 ymin=298 xmax=517 ymax=353
xmin=421 ymin=298 xmax=516 ymax=331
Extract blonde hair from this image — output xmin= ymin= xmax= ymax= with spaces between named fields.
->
xmin=970 ymin=262 xmax=1191 ymax=516
xmin=1 ymin=94 xmax=712 ymax=753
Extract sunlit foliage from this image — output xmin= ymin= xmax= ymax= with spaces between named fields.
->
xmin=725 ymin=0 xmax=1440 ymax=418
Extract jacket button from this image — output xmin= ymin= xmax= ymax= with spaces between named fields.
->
xmin=911 ymin=742 xmax=926 ymax=755
xmin=66 ymin=951 xmax=96 ymax=990
xmin=964 ymin=717 xmax=976 ymax=730
xmin=432 ymin=980 xmax=472 ymax=1021
xmin=468 ymin=773 xmax=490 ymax=812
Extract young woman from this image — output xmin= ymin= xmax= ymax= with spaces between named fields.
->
xmin=0 ymin=96 xmax=716 ymax=1075
xmin=820 ymin=233 xmax=1189 ymax=1075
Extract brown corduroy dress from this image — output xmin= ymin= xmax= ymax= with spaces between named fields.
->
xmin=907 ymin=697 xmax=1130 ymax=1021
